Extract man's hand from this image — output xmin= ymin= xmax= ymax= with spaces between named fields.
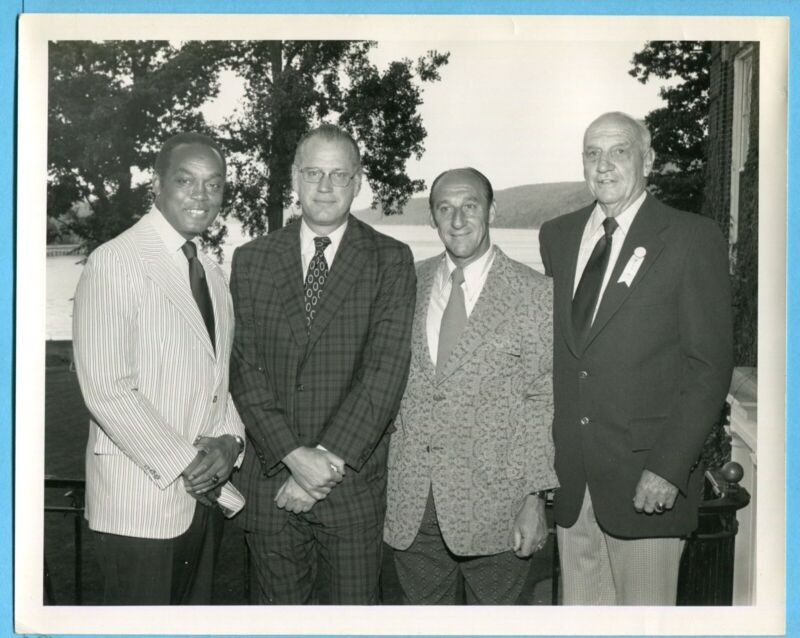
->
xmin=182 ymin=476 xmax=221 ymax=507
xmin=274 ymin=476 xmax=318 ymax=514
xmin=510 ymin=495 xmax=548 ymax=558
xmin=183 ymin=435 xmax=240 ymax=494
xmin=282 ymin=446 xmax=345 ymax=499
xmin=633 ymin=469 xmax=679 ymax=514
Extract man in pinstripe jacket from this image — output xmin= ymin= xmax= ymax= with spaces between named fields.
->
xmin=229 ymin=124 xmax=416 ymax=604
xmin=73 ymin=132 xmax=246 ymax=604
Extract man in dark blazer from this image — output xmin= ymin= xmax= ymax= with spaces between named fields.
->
xmin=229 ymin=124 xmax=416 ymax=604
xmin=539 ymin=112 xmax=733 ymax=605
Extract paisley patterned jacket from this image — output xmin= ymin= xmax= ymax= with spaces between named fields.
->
xmin=384 ymin=247 xmax=558 ymax=556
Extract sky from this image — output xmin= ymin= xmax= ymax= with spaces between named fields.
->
xmin=203 ymin=39 xmax=670 ymax=210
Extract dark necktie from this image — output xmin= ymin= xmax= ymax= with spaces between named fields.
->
xmin=572 ymin=216 xmax=619 ymax=346
xmin=436 ymin=267 xmax=467 ymax=374
xmin=304 ymin=236 xmax=332 ymax=328
xmin=181 ymin=241 xmax=216 ymax=352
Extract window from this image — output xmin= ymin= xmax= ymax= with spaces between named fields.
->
xmin=730 ymin=46 xmax=754 ymax=259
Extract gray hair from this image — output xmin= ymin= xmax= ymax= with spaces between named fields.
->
xmin=293 ymin=123 xmax=361 ymax=170
xmin=585 ymin=111 xmax=652 ymax=152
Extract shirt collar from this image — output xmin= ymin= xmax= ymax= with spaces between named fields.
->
xmin=147 ymin=204 xmax=195 ymax=255
xmin=441 ymin=243 xmax=495 ymax=291
xmin=587 ymin=190 xmax=647 ymax=238
xmin=300 ymin=217 xmax=348 ymax=255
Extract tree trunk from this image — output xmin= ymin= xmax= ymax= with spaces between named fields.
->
xmin=266 ymin=41 xmax=286 ymax=233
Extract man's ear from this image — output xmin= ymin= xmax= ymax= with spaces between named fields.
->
xmin=429 ymin=210 xmax=438 ymax=230
xmin=291 ymin=165 xmax=300 ymax=194
xmin=643 ymin=148 xmax=656 ymax=177
xmin=488 ymin=200 xmax=497 ymax=225
xmin=152 ymin=173 xmax=162 ymax=197
xmin=352 ymin=170 xmax=362 ymax=198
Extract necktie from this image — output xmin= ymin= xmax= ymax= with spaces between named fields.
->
xmin=436 ymin=267 xmax=467 ymax=374
xmin=181 ymin=241 xmax=216 ymax=352
xmin=572 ymin=216 xmax=619 ymax=346
xmin=304 ymin=236 xmax=332 ymax=328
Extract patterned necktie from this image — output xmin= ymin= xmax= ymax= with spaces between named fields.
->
xmin=181 ymin=241 xmax=216 ymax=352
xmin=304 ymin=236 xmax=332 ymax=328
xmin=436 ymin=266 xmax=467 ymax=374
xmin=572 ymin=216 xmax=619 ymax=347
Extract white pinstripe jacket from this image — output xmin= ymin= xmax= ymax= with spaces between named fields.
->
xmin=72 ymin=213 xmax=245 ymax=539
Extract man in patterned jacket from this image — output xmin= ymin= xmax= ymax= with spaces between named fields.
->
xmin=384 ymin=167 xmax=558 ymax=604
xmin=229 ymin=124 xmax=416 ymax=604
xmin=73 ymin=132 xmax=245 ymax=604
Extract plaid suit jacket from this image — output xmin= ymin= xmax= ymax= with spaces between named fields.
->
xmin=229 ymin=216 xmax=416 ymax=533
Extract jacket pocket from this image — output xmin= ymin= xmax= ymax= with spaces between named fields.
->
xmin=627 ymin=416 xmax=668 ymax=452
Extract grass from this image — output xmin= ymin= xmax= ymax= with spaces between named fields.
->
xmin=44 ymin=341 xmax=556 ymax=605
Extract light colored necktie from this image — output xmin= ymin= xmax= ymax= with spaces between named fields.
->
xmin=436 ymin=266 xmax=467 ymax=374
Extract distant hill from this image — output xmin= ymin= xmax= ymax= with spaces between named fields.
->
xmin=352 ymin=181 xmax=593 ymax=229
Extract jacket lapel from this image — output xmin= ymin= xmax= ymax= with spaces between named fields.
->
xmin=435 ymin=248 xmax=518 ymax=383
xmin=412 ymin=256 xmax=439 ymax=382
xmin=136 ymin=220 xmax=216 ymax=360
xmin=200 ymin=256 xmax=230 ymax=375
xmin=305 ymin=217 xmax=368 ymax=353
xmin=271 ymin=222 xmax=310 ymax=349
xmin=582 ymin=195 xmax=667 ymax=351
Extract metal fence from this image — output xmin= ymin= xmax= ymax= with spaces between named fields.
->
xmin=44 ymin=466 xmax=747 ymax=606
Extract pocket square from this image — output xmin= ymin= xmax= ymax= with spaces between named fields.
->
xmin=617 ymin=247 xmax=647 ymax=287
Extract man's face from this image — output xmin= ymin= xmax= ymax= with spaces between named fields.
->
xmin=582 ymin=115 xmax=654 ymax=217
xmin=292 ymin=137 xmax=362 ymax=234
xmin=153 ymin=143 xmax=225 ymax=239
xmin=429 ymin=170 xmax=496 ymax=268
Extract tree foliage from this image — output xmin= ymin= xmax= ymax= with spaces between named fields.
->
xmin=221 ymin=41 xmax=449 ymax=236
xmin=629 ymin=41 xmax=711 ymax=214
xmin=48 ymin=40 xmax=231 ymax=256
xmin=48 ymin=40 xmax=449 ymax=253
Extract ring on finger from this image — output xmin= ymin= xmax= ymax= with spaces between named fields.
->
xmin=654 ymin=501 xmax=665 ymax=513
xmin=211 ymin=474 xmax=220 ymax=484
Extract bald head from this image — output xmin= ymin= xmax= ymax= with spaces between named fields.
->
xmin=584 ymin=112 xmax=652 ymax=154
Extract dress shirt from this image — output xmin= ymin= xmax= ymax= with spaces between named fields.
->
xmin=148 ymin=204 xmax=196 ymax=284
xmin=300 ymin=217 xmax=348 ymax=279
xmin=573 ymin=190 xmax=646 ymax=322
xmin=427 ymin=245 xmax=496 ymax=366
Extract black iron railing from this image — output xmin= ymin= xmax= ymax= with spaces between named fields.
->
xmin=44 ymin=476 xmax=86 ymax=604
xmin=44 ymin=463 xmax=748 ymax=606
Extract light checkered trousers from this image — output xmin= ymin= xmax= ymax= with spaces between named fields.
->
xmin=304 ymin=235 xmax=332 ymax=328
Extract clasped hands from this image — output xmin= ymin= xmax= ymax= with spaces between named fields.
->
xmin=274 ymin=446 xmax=345 ymax=514
xmin=181 ymin=434 xmax=241 ymax=506
xmin=632 ymin=469 xmax=679 ymax=514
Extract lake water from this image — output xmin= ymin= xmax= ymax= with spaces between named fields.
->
xmin=46 ymin=223 xmax=542 ymax=340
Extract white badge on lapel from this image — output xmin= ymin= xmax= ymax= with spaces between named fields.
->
xmin=617 ymin=247 xmax=646 ymax=287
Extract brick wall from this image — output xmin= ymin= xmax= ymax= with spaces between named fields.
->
xmin=703 ymin=42 xmax=759 ymax=366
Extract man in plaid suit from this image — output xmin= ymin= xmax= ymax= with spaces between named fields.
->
xmin=229 ymin=124 xmax=416 ymax=604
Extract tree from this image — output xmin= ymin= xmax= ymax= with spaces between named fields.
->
xmin=221 ymin=41 xmax=449 ymax=235
xmin=629 ymin=41 xmax=710 ymax=215
xmin=48 ymin=40 xmax=232 ymax=256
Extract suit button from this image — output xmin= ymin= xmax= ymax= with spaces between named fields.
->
xmin=212 ymin=394 xmax=218 ymax=403
xmin=296 ymin=384 xmax=304 ymax=392
xmin=433 ymin=394 xmax=445 ymax=401
xmin=578 ymin=371 xmax=588 ymax=379
xmin=580 ymin=417 xmax=590 ymax=426
xmin=153 ymin=473 xmax=161 ymax=480
xmin=426 ymin=445 xmax=430 ymax=453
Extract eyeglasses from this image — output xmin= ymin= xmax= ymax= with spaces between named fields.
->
xmin=298 ymin=167 xmax=356 ymax=187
